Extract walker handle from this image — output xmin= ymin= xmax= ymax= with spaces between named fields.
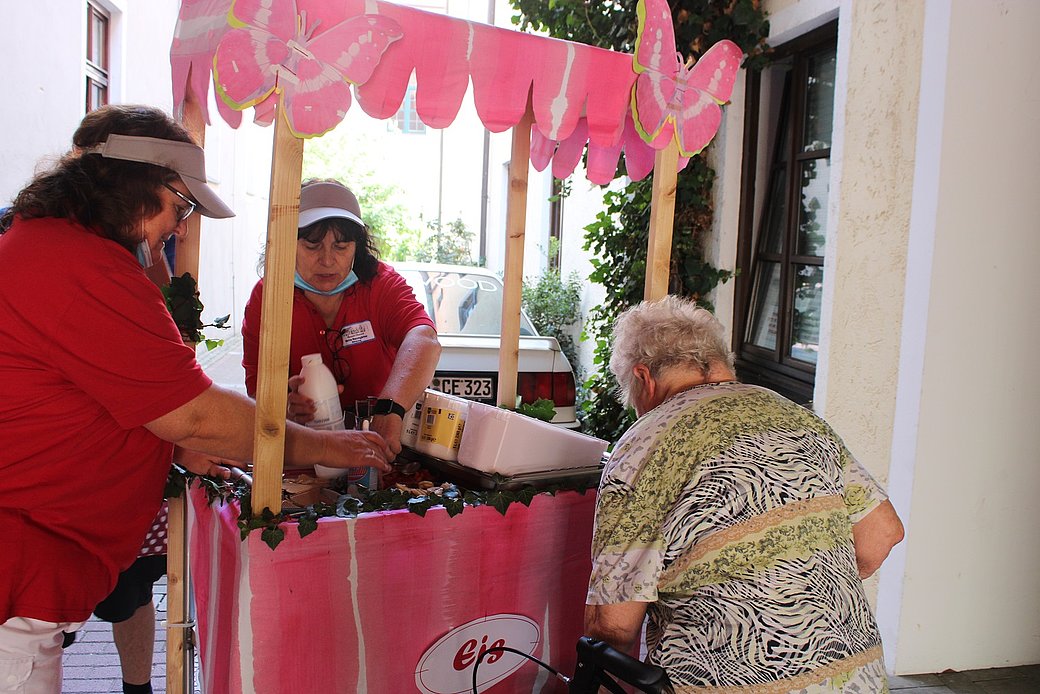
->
xmin=569 ymin=637 xmax=672 ymax=694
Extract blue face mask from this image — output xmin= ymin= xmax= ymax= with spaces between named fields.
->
xmin=135 ymin=240 xmax=155 ymax=269
xmin=294 ymin=270 xmax=358 ymax=296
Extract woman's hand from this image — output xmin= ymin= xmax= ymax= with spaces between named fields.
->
xmin=320 ymin=430 xmax=393 ymax=471
xmin=369 ymin=414 xmax=404 ymax=457
xmin=174 ymin=448 xmax=246 ymax=480
xmin=286 ymin=375 xmax=317 ymax=425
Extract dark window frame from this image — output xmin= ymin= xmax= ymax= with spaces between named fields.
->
xmin=734 ymin=21 xmax=838 ymax=405
xmin=86 ymin=1 xmax=109 ymax=112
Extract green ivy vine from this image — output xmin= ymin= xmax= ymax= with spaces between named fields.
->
xmin=509 ymin=0 xmax=770 ymax=442
xmin=168 ymin=468 xmax=594 ymax=551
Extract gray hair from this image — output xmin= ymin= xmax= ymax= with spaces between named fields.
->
xmin=609 ymin=295 xmax=735 ymax=406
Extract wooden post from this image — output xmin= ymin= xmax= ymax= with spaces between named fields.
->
xmin=498 ymin=104 xmax=533 ymax=409
xmin=167 ymin=90 xmax=206 ymax=694
xmin=251 ymin=105 xmax=305 ymax=515
xmin=644 ymin=140 xmax=680 ymax=300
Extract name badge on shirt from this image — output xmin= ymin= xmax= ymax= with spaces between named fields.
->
xmin=339 ymin=320 xmax=376 ymax=346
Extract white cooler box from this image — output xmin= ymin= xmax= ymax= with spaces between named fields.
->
xmin=457 ymin=401 xmax=608 ymax=476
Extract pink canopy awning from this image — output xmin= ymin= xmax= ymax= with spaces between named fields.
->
xmin=171 ymin=0 xmax=739 ymax=183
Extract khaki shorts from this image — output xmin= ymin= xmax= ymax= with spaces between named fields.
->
xmin=0 ymin=617 xmax=84 ymax=694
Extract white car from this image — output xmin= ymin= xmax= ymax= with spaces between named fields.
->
xmin=391 ymin=262 xmax=579 ymax=428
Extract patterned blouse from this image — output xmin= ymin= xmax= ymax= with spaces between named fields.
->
xmin=587 ymin=382 xmax=890 ymax=693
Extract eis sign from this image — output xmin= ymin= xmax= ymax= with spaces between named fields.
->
xmin=415 ymin=614 xmax=541 ymax=693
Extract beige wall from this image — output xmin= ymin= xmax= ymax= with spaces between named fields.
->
xmin=815 ymin=1 xmax=924 ymax=479
xmin=884 ymin=0 xmax=1040 ymax=672
xmin=712 ymin=0 xmax=1040 ymax=674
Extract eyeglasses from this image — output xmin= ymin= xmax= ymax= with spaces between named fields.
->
xmin=161 ymin=182 xmax=197 ymax=222
xmin=323 ymin=328 xmax=351 ymax=383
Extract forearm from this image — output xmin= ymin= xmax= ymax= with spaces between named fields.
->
xmin=852 ymin=500 xmax=905 ymax=578
xmin=146 ymin=385 xmax=259 ymax=461
xmin=584 ymin=603 xmax=647 ymax=653
xmin=378 ymin=326 xmax=441 ymax=407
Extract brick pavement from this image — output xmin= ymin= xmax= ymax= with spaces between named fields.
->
xmin=61 ymin=577 xmax=172 ymax=694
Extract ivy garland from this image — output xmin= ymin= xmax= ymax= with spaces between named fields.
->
xmin=167 ymin=468 xmax=594 ymax=551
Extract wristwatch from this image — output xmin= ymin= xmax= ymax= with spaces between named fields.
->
xmin=372 ymin=398 xmax=407 ymax=418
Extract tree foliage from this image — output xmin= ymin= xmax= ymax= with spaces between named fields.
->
xmin=408 ymin=216 xmax=477 ymax=265
xmin=522 ymin=260 xmax=584 ymax=379
xmin=303 ymin=124 xmax=423 ymax=260
xmin=509 ymin=0 xmax=770 ymax=442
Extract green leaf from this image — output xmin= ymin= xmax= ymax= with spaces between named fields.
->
xmin=261 ymin=526 xmax=285 ymax=550
xmin=487 ymin=491 xmax=511 ymax=516
xmin=298 ymin=516 xmax=318 ymax=538
xmin=515 ymin=398 xmax=557 ymax=422
xmin=514 ymin=487 xmax=537 ymax=507
xmin=442 ymin=496 xmax=465 ymax=517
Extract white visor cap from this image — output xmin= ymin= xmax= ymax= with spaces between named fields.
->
xmin=84 ymin=134 xmax=234 ymax=219
xmin=298 ymin=182 xmax=364 ymax=229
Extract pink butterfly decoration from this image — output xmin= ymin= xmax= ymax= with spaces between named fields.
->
xmin=631 ymin=0 xmax=741 ymax=157
xmin=213 ymin=0 xmax=403 ymax=138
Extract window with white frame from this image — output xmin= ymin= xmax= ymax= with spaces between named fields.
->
xmin=395 ymin=85 xmax=426 ymax=134
xmin=86 ymin=1 xmax=109 ymax=112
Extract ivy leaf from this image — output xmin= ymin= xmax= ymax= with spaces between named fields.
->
xmin=336 ymin=496 xmax=360 ymax=518
xmin=261 ymin=526 xmax=285 ymax=550
xmin=442 ymin=496 xmax=465 ymax=517
xmin=407 ymin=497 xmax=430 ymax=517
xmin=514 ymin=487 xmax=537 ymax=507
xmin=298 ymin=515 xmax=318 ymax=539
xmin=487 ymin=491 xmax=511 ymax=516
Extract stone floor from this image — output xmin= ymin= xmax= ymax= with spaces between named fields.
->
xmin=888 ymin=666 xmax=1040 ymax=693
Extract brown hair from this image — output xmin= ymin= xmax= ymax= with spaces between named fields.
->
xmin=1 ymin=105 xmax=194 ymax=250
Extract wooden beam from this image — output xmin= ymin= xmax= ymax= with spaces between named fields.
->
xmin=644 ymin=140 xmax=680 ymax=301
xmin=498 ymin=103 xmax=532 ymax=409
xmin=251 ymin=106 xmax=304 ymax=515
xmin=166 ymin=89 xmax=206 ymax=694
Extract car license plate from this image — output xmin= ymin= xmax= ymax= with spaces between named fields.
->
xmin=432 ymin=376 xmax=494 ymax=401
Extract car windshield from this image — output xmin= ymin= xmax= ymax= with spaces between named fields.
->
xmin=397 ymin=268 xmax=537 ymax=336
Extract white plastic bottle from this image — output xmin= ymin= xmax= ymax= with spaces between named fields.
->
xmin=297 ymin=353 xmax=345 ymax=479
xmin=298 ymin=354 xmax=344 ymax=430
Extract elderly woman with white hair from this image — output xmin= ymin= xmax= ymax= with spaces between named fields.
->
xmin=584 ymin=295 xmax=904 ymax=694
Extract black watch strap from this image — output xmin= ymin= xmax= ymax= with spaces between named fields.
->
xmin=373 ymin=398 xmax=406 ymax=418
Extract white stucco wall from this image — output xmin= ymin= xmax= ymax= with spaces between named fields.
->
xmin=883 ymin=0 xmax=1040 ymax=673
xmin=0 ymin=0 xmax=273 ymax=340
xmin=816 ymin=0 xmax=924 ymax=486
xmin=0 ymin=1 xmax=89 ymax=203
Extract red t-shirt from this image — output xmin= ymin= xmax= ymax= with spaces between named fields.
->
xmin=0 ymin=217 xmax=212 ymax=623
xmin=242 ymin=262 xmax=434 ymax=408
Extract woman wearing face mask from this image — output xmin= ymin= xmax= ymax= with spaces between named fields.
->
xmin=0 ymin=107 xmax=392 ymax=692
xmin=241 ymin=179 xmax=441 ymax=458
